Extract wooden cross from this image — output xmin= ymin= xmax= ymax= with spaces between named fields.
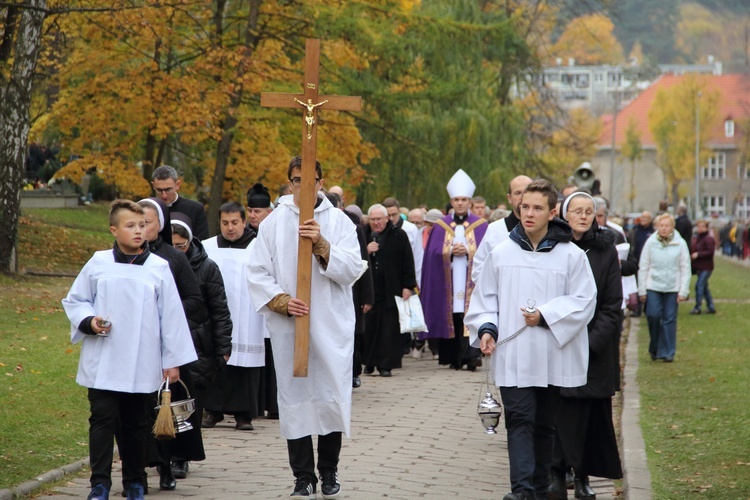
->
xmin=261 ymin=39 xmax=362 ymax=377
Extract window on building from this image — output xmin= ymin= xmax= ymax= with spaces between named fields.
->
xmin=703 ymin=195 xmax=726 ymax=215
xmin=701 ymin=152 xmax=726 ymax=179
xmin=737 ymin=195 xmax=750 ymax=219
xmin=725 ymin=119 xmax=735 ymax=138
xmin=738 ymin=164 xmax=750 ymax=179
xmin=594 ymin=73 xmax=604 ymax=82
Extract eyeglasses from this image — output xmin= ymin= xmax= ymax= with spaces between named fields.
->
xmin=173 ymin=242 xmax=189 ymax=250
xmin=154 ymin=187 xmax=174 ymax=194
xmin=290 ymin=177 xmax=321 ymax=187
xmin=568 ymin=209 xmax=594 ymax=217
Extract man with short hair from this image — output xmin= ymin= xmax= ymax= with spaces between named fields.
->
xmin=202 ymin=202 xmax=264 ymax=431
xmin=420 ymin=169 xmax=488 ymax=371
xmin=471 ymin=196 xmax=488 ymax=218
xmin=593 ymin=196 xmax=626 ymax=244
xmin=408 ymin=208 xmax=425 ymax=230
xmin=248 ymin=156 xmax=363 ymax=499
xmin=674 ymin=203 xmax=693 ymax=253
xmin=363 ymin=204 xmax=416 ymax=376
xmin=383 ymin=197 xmax=423 ymax=293
xmin=151 ymin=165 xmax=209 ymax=240
xmin=472 ymin=175 xmax=532 ymax=282
xmin=466 ymin=179 xmax=596 ymax=500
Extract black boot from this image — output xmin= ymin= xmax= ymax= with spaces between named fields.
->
xmin=158 ymin=464 xmax=176 ymax=491
xmin=548 ymin=469 xmax=568 ymax=499
xmin=574 ymin=474 xmax=595 ymax=499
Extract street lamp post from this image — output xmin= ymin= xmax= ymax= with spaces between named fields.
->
xmin=694 ymin=91 xmax=702 ymax=219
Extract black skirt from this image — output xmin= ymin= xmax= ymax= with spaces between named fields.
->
xmin=363 ymin=301 xmax=403 ymax=370
xmin=554 ymin=396 xmax=623 ymax=479
xmin=204 ymin=364 xmax=260 ymax=417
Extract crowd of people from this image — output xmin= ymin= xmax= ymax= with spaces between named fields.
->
xmin=61 ymin=160 xmax=716 ymax=500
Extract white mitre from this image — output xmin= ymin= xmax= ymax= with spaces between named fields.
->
xmin=446 ymin=169 xmax=476 ymax=199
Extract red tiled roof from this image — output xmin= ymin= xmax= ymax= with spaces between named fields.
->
xmin=599 ymin=74 xmax=750 ymax=148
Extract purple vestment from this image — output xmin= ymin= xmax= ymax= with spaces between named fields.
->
xmin=420 ymin=213 xmax=488 ymax=340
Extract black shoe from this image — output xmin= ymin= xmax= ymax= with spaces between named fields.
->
xmin=707 ymin=308 xmax=716 ymax=314
xmin=235 ymin=417 xmax=254 ymax=431
xmin=157 ymin=465 xmax=176 ymax=490
xmin=171 ymin=461 xmax=188 ymax=479
xmin=649 ymin=351 xmax=657 ymax=361
xmin=379 ymin=369 xmax=392 ymax=377
xmin=663 ymin=357 xmax=674 ymax=363
xmin=549 ymin=471 xmax=568 ymax=499
xmin=320 ymin=469 xmax=341 ymax=499
xmin=363 ymin=366 xmax=374 ymax=375
xmin=266 ymin=412 xmax=279 ymax=419
xmin=290 ymin=477 xmax=316 ymax=498
xmin=566 ymin=470 xmax=575 ymax=489
xmin=120 ymin=475 xmax=148 ymax=497
xmin=352 ymin=376 xmax=361 ymax=388
xmin=88 ymin=483 xmax=110 ymax=500
xmin=690 ymin=308 xmax=701 ymax=315
xmin=502 ymin=490 xmax=535 ymax=500
xmin=201 ymin=412 xmax=223 ymax=428
xmin=574 ymin=475 xmax=596 ymax=499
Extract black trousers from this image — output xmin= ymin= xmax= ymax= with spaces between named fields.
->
xmin=500 ymin=386 xmax=560 ymax=495
xmin=287 ymin=432 xmax=342 ymax=483
xmin=88 ymin=389 xmax=149 ymax=490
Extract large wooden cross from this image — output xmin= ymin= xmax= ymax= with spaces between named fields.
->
xmin=261 ymin=39 xmax=362 ymax=377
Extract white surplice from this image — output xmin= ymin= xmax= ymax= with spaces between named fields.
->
xmin=465 ymin=240 xmax=597 ymax=388
xmin=202 ymin=238 xmax=265 ymax=368
xmin=452 ymin=224 xmax=468 ymax=312
xmin=471 ymin=218 xmax=511 ymax=283
xmin=62 ymin=251 xmax=197 ymax=393
xmin=401 ymin=219 xmax=423 ymax=286
xmin=247 ymin=195 xmax=363 ymax=440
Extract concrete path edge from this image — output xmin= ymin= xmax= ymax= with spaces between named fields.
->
xmin=0 ymin=458 xmax=88 ymax=500
xmin=622 ymin=317 xmax=652 ymax=499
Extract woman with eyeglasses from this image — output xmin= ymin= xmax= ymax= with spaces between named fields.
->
xmin=549 ymin=192 xmax=623 ymax=500
xmin=133 ymin=199 xmax=207 ymax=493
xmin=163 ymin=212 xmax=232 ymax=486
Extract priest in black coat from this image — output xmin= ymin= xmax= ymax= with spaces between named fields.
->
xmin=362 ymin=204 xmax=417 ymax=377
xmin=152 ymin=165 xmax=210 ymax=240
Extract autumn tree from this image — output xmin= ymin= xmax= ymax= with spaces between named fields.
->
xmin=0 ymin=0 xmax=47 ymax=273
xmin=620 ymin=117 xmax=642 ymax=212
xmin=648 ymin=75 xmax=719 ymax=206
xmin=552 ymin=13 xmax=624 ymax=66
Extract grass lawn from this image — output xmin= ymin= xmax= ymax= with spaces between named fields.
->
xmin=18 ymin=204 xmax=112 ymax=274
xmin=637 ymin=257 xmax=750 ymax=499
xmin=1 ymin=205 xmax=110 ymax=489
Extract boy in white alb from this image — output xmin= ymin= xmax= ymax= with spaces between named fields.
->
xmin=62 ymin=200 xmax=197 ymax=500
xmin=465 ymin=180 xmax=596 ymax=500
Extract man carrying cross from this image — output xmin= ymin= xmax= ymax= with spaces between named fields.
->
xmin=248 ymin=156 xmax=363 ymax=498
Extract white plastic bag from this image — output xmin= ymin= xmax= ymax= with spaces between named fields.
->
xmin=394 ymin=295 xmax=428 ymax=334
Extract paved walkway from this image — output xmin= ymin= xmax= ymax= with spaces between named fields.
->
xmin=30 ymin=349 xmax=628 ymax=500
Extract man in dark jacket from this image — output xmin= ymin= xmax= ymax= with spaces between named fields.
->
xmin=152 ymin=165 xmax=210 ymax=240
xmin=362 ymin=204 xmax=417 ymax=377
xmin=327 ymin=193 xmax=374 ymax=388
xmin=675 ymin=203 xmax=693 ymax=253
xmin=628 ymin=211 xmax=654 ymax=317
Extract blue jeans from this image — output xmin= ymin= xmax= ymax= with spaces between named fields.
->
xmin=694 ymin=271 xmax=715 ymax=312
xmin=646 ymin=290 xmax=678 ymax=359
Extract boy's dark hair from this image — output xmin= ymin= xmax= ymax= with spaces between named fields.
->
xmin=109 ymin=199 xmax=143 ymax=227
xmin=523 ymin=179 xmax=558 ymax=210
xmin=152 ymin=165 xmax=179 ymax=181
xmin=382 ymin=197 xmax=400 ymax=209
xmin=219 ymin=201 xmax=246 ymax=221
xmin=287 ymin=156 xmax=323 ymax=180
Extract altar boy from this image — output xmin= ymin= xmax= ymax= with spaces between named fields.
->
xmin=465 ymin=180 xmax=596 ymax=500
xmin=62 ymin=200 xmax=197 ymax=500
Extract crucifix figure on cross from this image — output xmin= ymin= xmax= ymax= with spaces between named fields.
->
xmin=261 ymin=39 xmax=362 ymax=377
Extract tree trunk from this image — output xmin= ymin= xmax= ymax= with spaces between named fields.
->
xmin=0 ymin=1 xmax=47 ymax=274
xmin=206 ymin=0 xmax=261 ymax=235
